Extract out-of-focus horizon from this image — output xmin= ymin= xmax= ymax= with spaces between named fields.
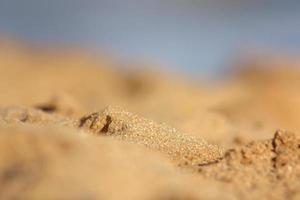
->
xmin=0 ymin=0 xmax=300 ymax=76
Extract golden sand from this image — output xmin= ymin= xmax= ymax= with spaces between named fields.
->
xmin=79 ymin=106 xmax=223 ymax=166
xmin=0 ymin=41 xmax=300 ymax=199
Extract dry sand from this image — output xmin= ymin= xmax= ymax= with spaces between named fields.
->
xmin=0 ymin=40 xmax=300 ymax=199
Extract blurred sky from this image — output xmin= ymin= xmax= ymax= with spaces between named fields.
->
xmin=0 ymin=0 xmax=300 ymax=75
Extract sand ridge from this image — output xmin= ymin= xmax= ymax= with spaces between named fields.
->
xmin=79 ymin=106 xmax=223 ymax=167
xmin=1 ymin=42 xmax=300 ymax=199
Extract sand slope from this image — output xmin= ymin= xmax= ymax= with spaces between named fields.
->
xmin=0 ymin=41 xmax=300 ymax=199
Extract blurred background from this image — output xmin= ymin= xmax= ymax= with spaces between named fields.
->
xmin=0 ymin=0 xmax=300 ymax=77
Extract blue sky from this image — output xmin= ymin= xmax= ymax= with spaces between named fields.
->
xmin=0 ymin=0 xmax=300 ymax=76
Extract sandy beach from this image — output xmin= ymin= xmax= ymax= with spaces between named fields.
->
xmin=0 ymin=41 xmax=300 ymax=199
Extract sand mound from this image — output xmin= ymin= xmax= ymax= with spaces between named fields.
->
xmin=1 ymin=105 xmax=299 ymax=199
xmin=79 ymin=106 xmax=223 ymax=167
xmin=1 ymin=41 xmax=300 ymax=199
xmin=198 ymin=130 xmax=300 ymax=199
xmin=0 ymin=123 xmax=233 ymax=200
xmin=0 ymin=106 xmax=223 ymax=168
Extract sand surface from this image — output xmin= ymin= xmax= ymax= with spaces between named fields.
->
xmin=0 ymin=41 xmax=300 ymax=199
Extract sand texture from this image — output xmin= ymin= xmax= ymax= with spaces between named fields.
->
xmin=0 ymin=41 xmax=300 ymax=199
xmin=79 ymin=106 xmax=223 ymax=167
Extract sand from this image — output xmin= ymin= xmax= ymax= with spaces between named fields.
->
xmin=0 ymin=40 xmax=300 ymax=199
